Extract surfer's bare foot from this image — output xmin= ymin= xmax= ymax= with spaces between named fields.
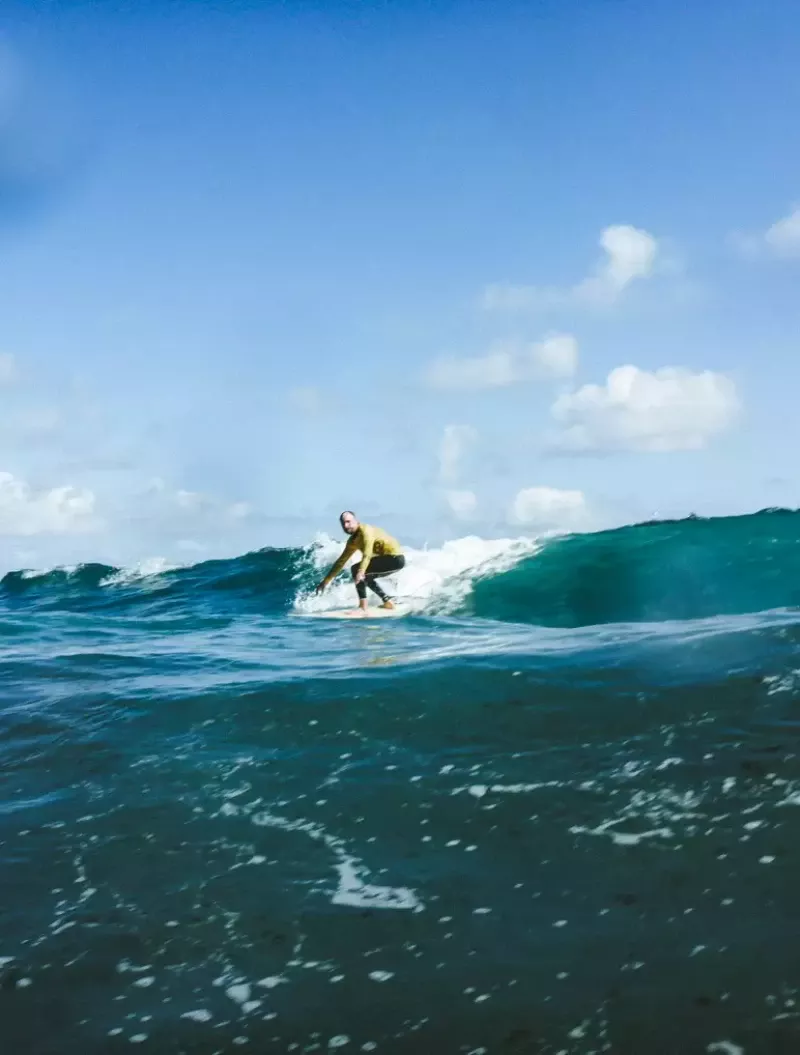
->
xmin=379 ymin=600 xmax=395 ymax=610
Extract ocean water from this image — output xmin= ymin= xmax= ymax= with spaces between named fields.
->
xmin=2 ymin=509 xmax=800 ymax=1054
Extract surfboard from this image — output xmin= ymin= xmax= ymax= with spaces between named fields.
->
xmin=301 ymin=606 xmax=405 ymax=620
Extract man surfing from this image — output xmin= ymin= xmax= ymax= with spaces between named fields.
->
xmin=315 ymin=511 xmax=405 ymax=614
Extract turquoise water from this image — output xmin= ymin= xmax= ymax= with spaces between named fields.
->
xmin=2 ymin=510 xmax=800 ymax=1053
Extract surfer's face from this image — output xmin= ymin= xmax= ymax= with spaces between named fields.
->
xmin=340 ymin=512 xmax=358 ymax=535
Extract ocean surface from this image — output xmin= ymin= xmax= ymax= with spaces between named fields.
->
xmin=2 ymin=509 xmax=800 ymax=1054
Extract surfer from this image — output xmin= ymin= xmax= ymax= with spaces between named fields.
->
xmin=315 ymin=511 xmax=405 ymax=613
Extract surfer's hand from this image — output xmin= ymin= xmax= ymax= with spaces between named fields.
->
xmin=315 ymin=581 xmax=326 ymax=594
xmin=355 ymin=571 xmax=365 ymax=585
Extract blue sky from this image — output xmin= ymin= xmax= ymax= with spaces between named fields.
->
xmin=1 ymin=0 xmax=799 ymax=568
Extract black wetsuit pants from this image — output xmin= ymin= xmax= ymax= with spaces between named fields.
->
xmin=352 ymin=555 xmax=406 ymax=601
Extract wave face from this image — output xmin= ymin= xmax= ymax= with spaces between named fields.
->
xmin=2 ymin=510 xmax=800 ymax=1053
xmin=0 ymin=546 xmax=311 ymax=612
xmin=470 ymin=508 xmax=800 ymax=626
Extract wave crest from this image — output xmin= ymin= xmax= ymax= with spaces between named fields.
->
xmin=3 ymin=509 xmax=800 ymax=627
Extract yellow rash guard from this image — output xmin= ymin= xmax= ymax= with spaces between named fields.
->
xmin=323 ymin=524 xmax=403 ymax=585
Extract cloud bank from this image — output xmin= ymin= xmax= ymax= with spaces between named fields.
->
xmin=509 ymin=486 xmax=587 ymax=528
xmin=426 ymin=334 xmax=578 ymax=390
xmin=550 ymin=365 xmax=740 ymax=453
xmin=443 ymin=489 xmax=477 ymax=519
xmin=732 ymin=204 xmax=800 ymax=260
xmin=0 ymin=471 xmax=98 ymax=536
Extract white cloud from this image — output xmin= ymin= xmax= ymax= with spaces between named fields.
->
xmin=425 ymin=333 xmax=578 ymax=390
xmin=438 ymin=424 xmax=477 ymax=483
xmin=509 ymin=486 xmax=587 ymax=528
xmin=0 ymin=471 xmax=98 ymax=535
xmin=765 ymin=207 xmax=800 ymax=256
xmin=550 ymin=365 xmax=740 ymax=453
xmin=427 ymin=345 xmax=516 ymax=390
xmin=0 ymin=353 xmax=18 ymax=384
xmin=529 ymin=333 xmax=578 ymax=378
xmin=731 ymin=205 xmax=800 ymax=260
xmin=482 ymin=225 xmax=659 ymax=312
xmin=591 ymin=225 xmax=658 ymax=293
xmin=444 ymin=489 xmax=477 ymax=519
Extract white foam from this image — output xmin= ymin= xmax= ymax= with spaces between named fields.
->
xmin=656 ymin=758 xmax=684 ymax=771
xmin=181 ymin=1010 xmax=213 ymax=1023
xmin=226 ymin=984 xmax=251 ymax=1004
xmin=764 ymin=670 xmax=800 ymax=696
xmin=116 ymin=960 xmax=152 ymax=974
xmin=9 ymin=552 xmax=188 ymax=591
xmin=102 ymin=557 xmax=179 ymax=587
xmin=456 ymin=781 xmax=564 ymax=798
xmin=707 ymin=1043 xmax=744 ymax=1055
xmin=293 ymin=533 xmax=540 ymax=616
xmin=20 ymin=565 xmax=78 ymax=580
xmin=333 ymin=855 xmax=419 ymax=910
xmin=251 ymin=810 xmax=421 ymax=911
xmin=570 ymin=820 xmax=674 ymax=846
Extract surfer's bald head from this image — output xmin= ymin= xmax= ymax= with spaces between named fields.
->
xmin=340 ymin=510 xmax=358 ymax=534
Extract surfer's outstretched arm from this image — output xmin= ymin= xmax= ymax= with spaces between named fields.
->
xmin=316 ymin=535 xmax=358 ymax=593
